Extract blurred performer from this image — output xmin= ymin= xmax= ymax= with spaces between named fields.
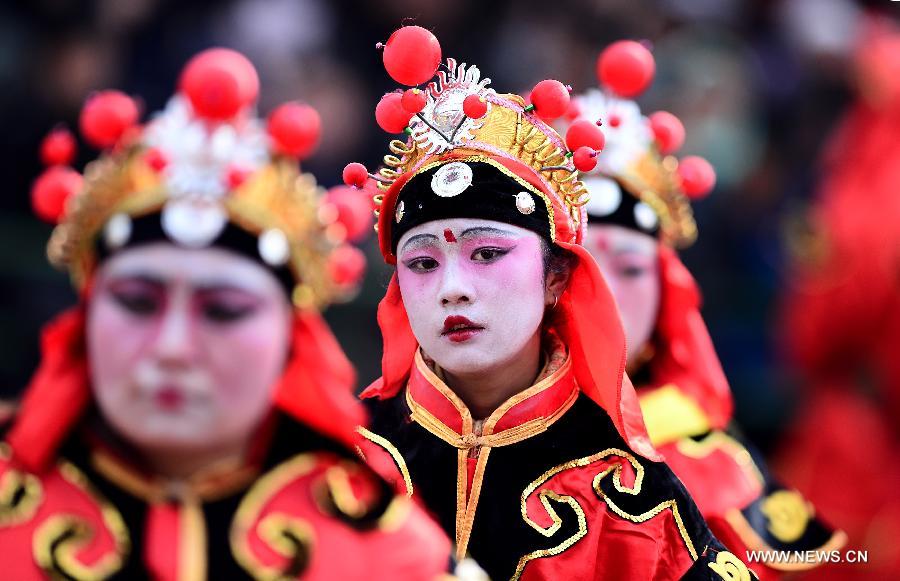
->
xmin=0 ymin=49 xmax=453 ymax=580
xmin=349 ymin=25 xmax=751 ymax=581
xmin=564 ymin=42 xmax=845 ymax=579
xmin=774 ymin=17 xmax=900 ymax=580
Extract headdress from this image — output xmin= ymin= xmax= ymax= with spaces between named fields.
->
xmin=10 ymin=48 xmax=372 ymax=471
xmin=347 ymin=26 xmax=658 ymax=460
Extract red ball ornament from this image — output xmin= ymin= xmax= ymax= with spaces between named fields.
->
xmin=572 ymin=146 xmax=598 ymax=172
xmin=328 ymin=245 xmax=366 ymax=286
xmin=79 ymin=91 xmax=139 ymax=149
xmin=382 ymin=26 xmax=442 ymax=86
xmin=267 ymin=102 xmax=321 ymax=159
xmin=326 ymin=186 xmax=374 ymax=243
xmin=226 ymin=165 xmax=253 ymax=189
xmin=564 ymin=99 xmax=581 ymax=122
xmin=180 ymin=48 xmax=259 ymax=120
xmin=31 ymin=166 xmax=83 ymax=223
xmin=678 ymin=156 xmax=716 ymax=199
xmin=462 ymin=94 xmax=488 ymax=119
xmin=649 ymin=111 xmax=685 ymax=155
xmin=401 ymin=88 xmax=427 ymax=113
xmin=375 ymin=92 xmax=414 ymax=134
xmin=342 ymin=162 xmax=369 ymax=189
xmin=597 ymin=41 xmax=655 ymax=97
xmin=40 ymin=127 xmax=77 ymax=166
xmin=529 ymin=79 xmax=570 ymax=121
xmin=565 ymin=119 xmax=606 ymax=152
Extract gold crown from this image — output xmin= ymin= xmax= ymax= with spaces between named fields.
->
xmin=371 ymin=60 xmax=589 ymax=236
xmin=48 ymin=145 xmax=350 ymax=310
xmin=617 ymin=151 xmax=698 ymax=247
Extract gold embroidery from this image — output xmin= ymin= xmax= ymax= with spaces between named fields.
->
xmin=356 ymin=427 xmax=414 ymax=498
xmin=0 ymin=467 xmax=43 ymax=527
xmin=723 ymin=508 xmax=848 ymax=572
xmin=179 ymin=497 xmax=207 ymax=581
xmin=638 ymin=384 xmax=711 ymax=446
xmin=512 ymin=491 xmax=587 ymax=580
xmin=256 ymin=513 xmax=315 ymax=579
xmin=514 ymin=448 xmax=700 ymax=578
xmin=231 ymin=454 xmax=318 ymax=580
xmin=91 ymin=448 xmax=258 ymax=503
xmin=407 ymin=348 xmax=579 ymax=563
xmin=708 ymin=551 xmax=752 ymax=581
xmin=32 ymin=462 xmax=129 ymax=581
xmin=760 ymin=490 xmax=812 ymax=543
xmin=674 ymin=431 xmax=765 ymax=488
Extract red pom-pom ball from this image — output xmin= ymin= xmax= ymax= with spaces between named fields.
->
xmin=463 ymin=94 xmax=488 ymax=119
xmin=326 ymin=186 xmax=374 ymax=243
xmin=529 ymin=80 xmax=570 ymax=121
xmin=565 ymin=119 xmax=606 ymax=152
xmin=375 ymin=92 xmax=414 ymax=134
xmin=79 ymin=91 xmax=139 ymax=149
xmin=268 ymin=102 xmax=321 ymax=159
xmin=328 ymin=245 xmax=367 ymax=286
xmin=180 ymin=48 xmax=259 ymax=120
xmin=31 ymin=166 xmax=83 ymax=223
xmin=649 ymin=111 xmax=685 ymax=155
xmin=572 ymin=146 xmax=598 ymax=172
xmin=401 ymin=88 xmax=427 ymax=113
xmin=342 ymin=163 xmax=369 ymax=189
xmin=40 ymin=127 xmax=77 ymax=166
xmin=597 ymin=41 xmax=655 ymax=97
xmin=678 ymin=156 xmax=716 ymax=199
xmin=382 ymin=26 xmax=442 ymax=86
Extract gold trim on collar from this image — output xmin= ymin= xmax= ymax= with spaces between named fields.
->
xmin=91 ymin=449 xmax=259 ymax=504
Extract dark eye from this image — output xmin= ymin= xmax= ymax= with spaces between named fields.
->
xmin=471 ymin=248 xmax=509 ymax=262
xmin=405 ymin=257 xmax=440 ymax=273
xmin=201 ymin=303 xmax=256 ymax=323
xmin=111 ymin=291 xmax=160 ymax=316
xmin=620 ymin=265 xmax=648 ymax=278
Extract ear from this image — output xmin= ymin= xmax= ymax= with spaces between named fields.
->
xmin=544 ymin=265 xmax=570 ymax=306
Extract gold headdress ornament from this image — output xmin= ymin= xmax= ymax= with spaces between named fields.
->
xmin=341 ymin=26 xmax=610 ymax=259
xmin=563 ymin=41 xmax=717 ymax=247
xmin=31 ymin=48 xmax=371 ymax=310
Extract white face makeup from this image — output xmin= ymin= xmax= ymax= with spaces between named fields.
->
xmin=396 ymin=218 xmax=556 ymax=380
xmin=87 ymin=243 xmax=292 ymax=456
xmin=584 ymin=224 xmax=660 ymax=364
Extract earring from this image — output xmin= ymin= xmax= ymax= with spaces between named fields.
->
xmin=552 ymin=294 xmax=559 ymax=310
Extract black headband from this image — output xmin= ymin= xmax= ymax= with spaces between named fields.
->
xmin=95 ymin=213 xmax=296 ymax=295
xmin=390 ymin=160 xmax=552 ymax=253
xmin=584 ymin=177 xmax=661 ymax=238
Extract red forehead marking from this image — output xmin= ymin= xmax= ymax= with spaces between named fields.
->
xmin=443 ymin=228 xmax=457 ymax=243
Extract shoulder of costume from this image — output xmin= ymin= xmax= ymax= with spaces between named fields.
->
xmin=232 ymin=448 xmax=452 ymax=578
xmin=0 ymin=441 xmax=130 ymax=579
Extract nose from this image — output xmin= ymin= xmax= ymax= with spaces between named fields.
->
xmin=152 ymin=297 xmax=197 ymax=367
xmin=438 ymin=259 xmax=475 ymax=307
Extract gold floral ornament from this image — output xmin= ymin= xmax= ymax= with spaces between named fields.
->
xmin=33 ymin=48 xmax=371 ymax=310
xmin=561 ymin=41 xmax=719 ymax=248
xmin=342 ymin=25 xmax=609 ymax=253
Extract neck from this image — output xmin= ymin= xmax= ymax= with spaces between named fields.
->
xmin=442 ymin=332 xmax=543 ymax=420
xmin=141 ymin=441 xmax=248 ymax=481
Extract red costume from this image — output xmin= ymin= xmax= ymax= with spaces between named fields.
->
xmin=0 ymin=49 xmax=452 ymax=580
xmin=773 ymin=16 xmax=900 ymax=580
xmin=566 ymin=43 xmax=845 ymax=579
xmin=347 ymin=27 xmax=752 ymax=581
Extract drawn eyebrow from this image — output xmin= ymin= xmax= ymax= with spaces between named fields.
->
xmin=400 ymin=233 xmax=439 ymax=252
xmin=458 ymin=227 xmax=516 ymax=240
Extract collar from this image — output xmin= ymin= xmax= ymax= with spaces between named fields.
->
xmin=404 ymin=341 xmax=579 ymax=450
xmin=637 ymin=384 xmax=712 ymax=446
